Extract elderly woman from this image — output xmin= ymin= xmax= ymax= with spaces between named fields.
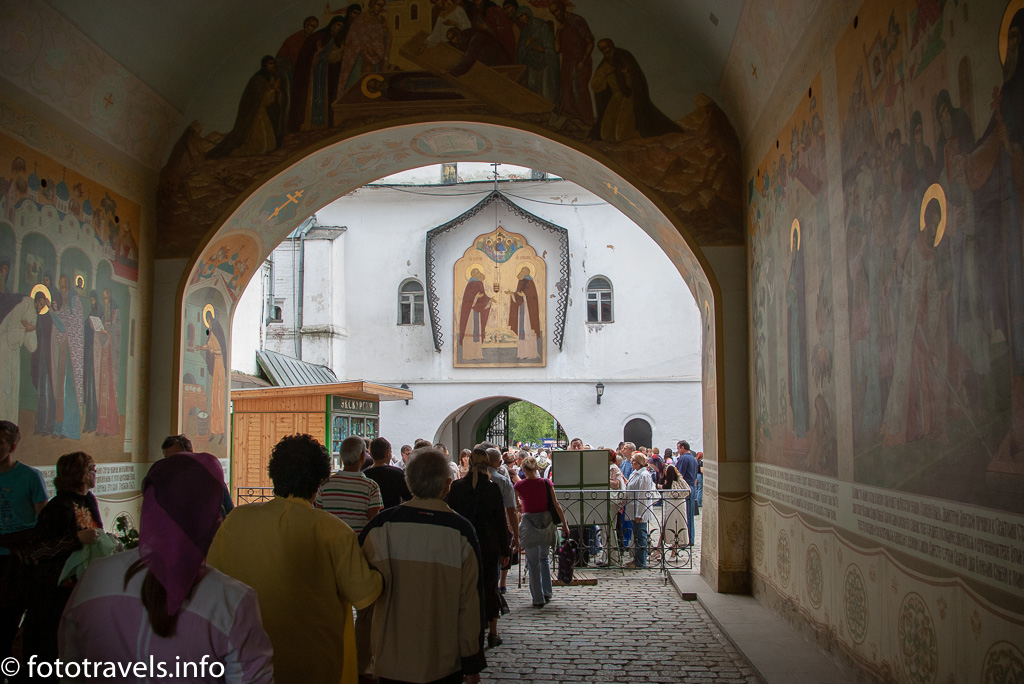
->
xmin=513 ymin=455 xmax=569 ymax=608
xmin=624 ymin=452 xmax=657 ymax=569
xmin=446 ymin=445 xmax=510 ymax=649
xmin=25 ymin=451 xmax=102 ymax=668
xmin=61 ymin=452 xmax=273 ymax=683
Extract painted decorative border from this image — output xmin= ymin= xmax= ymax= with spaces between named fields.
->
xmin=425 ymin=189 xmax=569 ymax=352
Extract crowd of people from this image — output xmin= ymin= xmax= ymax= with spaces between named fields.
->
xmin=0 ymin=417 xmax=703 ymax=683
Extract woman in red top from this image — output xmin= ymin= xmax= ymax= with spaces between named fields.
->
xmin=513 ymin=455 xmax=569 ymax=608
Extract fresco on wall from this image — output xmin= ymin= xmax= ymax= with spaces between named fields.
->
xmin=157 ymin=1 xmax=743 ymax=256
xmin=0 ymin=133 xmax=139 ymax=463
xmin=190 ymin=233 xmax=261 ymax=303
xmin=835 ymin=0 xmax=1024 ymax=510
xmin=749 ymin=74 xmax=838 ymax=477
xmin=182 ymin=287 xmax=229 ymax=460
xmin=454 ymin=226 xmax=545 ymax=367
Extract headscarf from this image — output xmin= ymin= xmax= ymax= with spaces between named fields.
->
xmin=138 ymin=452 xmax=225 ymax=615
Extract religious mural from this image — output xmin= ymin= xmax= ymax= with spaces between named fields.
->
xmin=0 ymin=132 xmax=139 ymax=463
xmin=182 ymin=287 xmax=230 ymax=460
xmin=158 ymin=1 xmax=744 ymax=256
xmin=835 ymin=0 xmax=1024 ymax=511
xmin=749 ymin=74 xmax=838 ymax=478
xmin=453 ymin=226 xmax=545 ymax=367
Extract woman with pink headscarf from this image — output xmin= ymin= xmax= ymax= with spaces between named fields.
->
xmin=60 ymin=452 xmax=273 ymax=683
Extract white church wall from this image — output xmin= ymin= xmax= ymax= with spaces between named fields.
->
xmin=230 ymin=261 xmax=266 ymax=376
xmin=233 ymin=178 xmax=704 ymax=451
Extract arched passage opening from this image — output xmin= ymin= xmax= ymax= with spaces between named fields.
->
xmin=432 ymin=395 xmax=568 ymax=454
xmin=169 ymin=117 xmax=738 ymax=589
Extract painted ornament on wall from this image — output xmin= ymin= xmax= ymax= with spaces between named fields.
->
xmin=454 ymin=226 xmax=545 ymax=367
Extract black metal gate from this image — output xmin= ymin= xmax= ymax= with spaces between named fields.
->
xmin=484 ymin=403 xmax=510 ymax=447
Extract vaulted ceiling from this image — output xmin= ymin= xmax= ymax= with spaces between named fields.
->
xmin=44 ymin=0 xmax=818 ymax=162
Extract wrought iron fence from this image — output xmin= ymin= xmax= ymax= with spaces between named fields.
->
xmin=545 ymin=487 xmax=694 ymax=574
xmin=236 ymin=487 xmax=275 ymax=505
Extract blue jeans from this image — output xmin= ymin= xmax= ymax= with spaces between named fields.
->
xmin=524 ymin=544 xmax=552 ymax=606
xmin=695 ymin=473 xmax=704 ymax=508
xmin=632 ymin=521 xmax=649 ymax=567
xmin=686 ymin=496 xmax=696 ymax=546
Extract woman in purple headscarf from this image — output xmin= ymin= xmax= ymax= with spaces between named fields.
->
xmin=60 ymin=452 xmax=273 ymax=683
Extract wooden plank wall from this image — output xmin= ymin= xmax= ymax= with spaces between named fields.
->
xmin=232 ymin=410 xmax=327 ymax=491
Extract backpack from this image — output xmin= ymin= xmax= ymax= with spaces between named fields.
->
xmin=556 ymin=538 xmax=578 ymax=584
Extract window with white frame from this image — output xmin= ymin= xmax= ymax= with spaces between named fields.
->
xmin=586 ymin=276 xmax=613 ymax=323
xmin=399 ymin=279 xmax=425 ymax=325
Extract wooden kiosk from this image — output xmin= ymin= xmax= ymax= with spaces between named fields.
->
xmin=230 ymin=381 xmax=412 ymax=493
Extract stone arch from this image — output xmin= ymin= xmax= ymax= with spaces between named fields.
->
xmin=170 ymin=117 xmax=732 ymax=584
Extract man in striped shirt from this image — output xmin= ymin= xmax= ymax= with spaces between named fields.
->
xmin=317 ymin=435 xmax=383 ymax=680
xmin=317 ymin=435 xmax=383 ymax=535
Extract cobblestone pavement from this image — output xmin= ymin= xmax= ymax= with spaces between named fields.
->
xmin=485 ymin=568 xmax=763 ymax=683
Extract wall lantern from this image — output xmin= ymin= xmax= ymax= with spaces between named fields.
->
xmin=596 ymin=381 xmax=605 ymax=405
xmin=401 ymin=383 xmax=410 ymax=405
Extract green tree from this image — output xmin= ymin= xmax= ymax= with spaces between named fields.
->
xmin=508 ymin=401 xmax=557 ymax=446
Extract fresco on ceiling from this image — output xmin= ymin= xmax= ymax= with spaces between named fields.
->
xmin=0 ymin=0 xmax=181 ymax=171
xmin=454 ymin=226 xmax=545 ymax=367
xmin=749 ymin=74 xmax=837 ymax=478
xmin=0 ymin=133 xmax=139 ymax=463
xmin=158 ymin=1 xmax=743 ymax=256
xmin=836 ymin=0 xmax=1024 ymax=511
xmin=182 ymin=287 xmax=230 ymax=460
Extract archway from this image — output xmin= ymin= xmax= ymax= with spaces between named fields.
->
xmin=432 ymin=395 xmax=569 ymax=455
xmin=623 ymin=417 xmax=653 ymax=450
xmin=171 ymin=117 xmax=732 ymax=587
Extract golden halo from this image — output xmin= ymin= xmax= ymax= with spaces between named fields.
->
xmin=202 ymin=304 xmax=215 ymax=329
xmin=1000 ymin=0 xmax=1024 ymax=65
xmin=74 ymin=274 xmax=85 ymax=289
xmin=30 ymin=284 xmax=51 ymax=314
xmin=466 ymin=264 xmax=485 ymax=280
xmin=360 ymin=73 xmax=385 ymax=99
xmin=919 ymin=183 xmax=947 ymax=247
xmin=790 ymin=218 xmax=801 ymax=252
xmin=516 ymin=263 xmax=533 ymax=277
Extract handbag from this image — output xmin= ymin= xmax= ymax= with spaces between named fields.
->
xmin=544 ymin=481 xmax=560 ymax=522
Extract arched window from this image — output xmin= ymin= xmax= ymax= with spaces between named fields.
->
xmin=398 ymin=279 xmax=424 ymax=325
xmin=394 ymin=14 xmax=400 ymax=29
xmin=410 ymin=3 xmax=419 ymax=21
xmin=587 ymin=276 xmax=613 ymax=323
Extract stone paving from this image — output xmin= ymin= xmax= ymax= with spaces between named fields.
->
xmin=485 ymin=571 xmax=762 ymax=683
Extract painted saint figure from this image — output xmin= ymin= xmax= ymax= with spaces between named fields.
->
xmin=591 ymin=38 xmax=681 ymax=142
xmin=53 ymin=276 xmax=84 ymax=440
xmin=507 ymin=265 xmax=540 ymax=360
xmin=95 ymin=289 xmax=121 ymax=436
xmin=0 ymin=289 xmax=38 ymax=422
xmin=459 ymin=267 xmax=492 ymax=360
xmin=198 ymin=314 xmax=228 ymax=445
xmin=514 ymin=6 xmax=559 ymax=104
xmin=334 ymin=0 xmax=391 ymax=103
xmin=30 ymin=290 xmax=56 ymax=435
xmin=550 ymin=1 xmax=594 ymax=126
xmin=207 ymin=56 xmax=285 ymax=158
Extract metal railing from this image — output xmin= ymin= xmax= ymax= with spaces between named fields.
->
xmin=236 ymin=487 xmax=275 ymax=505
xmin=547 ymin=487 xmax=694 ymax=575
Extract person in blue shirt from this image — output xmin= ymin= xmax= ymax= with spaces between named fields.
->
xmin=0 ymin=420 xmax=49 ymax=672
xmin=675 ymin=441 xmax=699 ymax=546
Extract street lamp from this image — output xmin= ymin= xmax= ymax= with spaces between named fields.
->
xmin=595 ymin=381 xmax=605 ymax=405
xmin=400 ymin=383 xmax=410 ymax=405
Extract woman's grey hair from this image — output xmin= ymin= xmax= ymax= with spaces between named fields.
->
xmin=405 ymin=448 xmax=452 ymax=499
